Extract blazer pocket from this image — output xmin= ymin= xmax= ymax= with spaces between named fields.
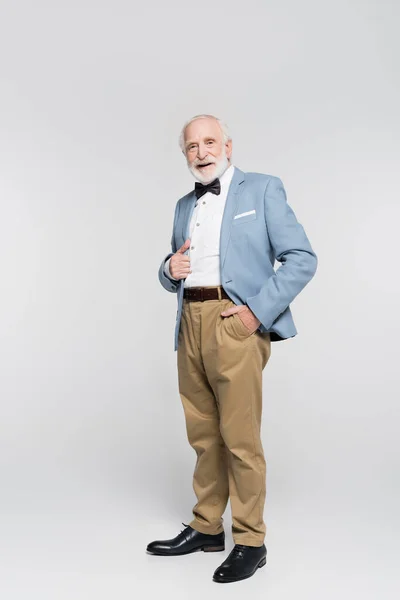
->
xmin=232 ymin=210 xmax=257 ymax=225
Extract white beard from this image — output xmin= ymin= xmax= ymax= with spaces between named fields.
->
xmin=188 ymin=148 xmax=230 ymax=183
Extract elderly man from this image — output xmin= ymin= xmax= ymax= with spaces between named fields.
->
xmin=146 ymin=114 xmax=317 ymax=583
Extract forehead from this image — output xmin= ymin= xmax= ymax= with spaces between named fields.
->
xmin=184 ymin=118 xmax=223 ymax=144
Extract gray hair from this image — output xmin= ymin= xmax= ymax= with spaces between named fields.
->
xmin=178 ymin=114 xmax=231 ymax=153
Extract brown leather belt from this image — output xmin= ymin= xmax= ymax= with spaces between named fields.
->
xmin=183 ymin=286 xmax=230 ymax=302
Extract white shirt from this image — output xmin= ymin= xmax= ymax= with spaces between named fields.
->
xmin=164 ymin=164 xmax=235 ymax=288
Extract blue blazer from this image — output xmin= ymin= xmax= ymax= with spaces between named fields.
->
xmin=159 ymin=166 xmax=318 ymax=351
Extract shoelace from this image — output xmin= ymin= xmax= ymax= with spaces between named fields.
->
xmin=180 ymin=522 xmax=189 ymax=533
xmin=231 ymin=544 xmax=248 ymax=559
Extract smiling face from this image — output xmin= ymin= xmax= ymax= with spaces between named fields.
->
xmin=183 ymin=117 xmax=232 ymax=183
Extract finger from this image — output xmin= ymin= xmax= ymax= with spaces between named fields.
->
xmin=171 ymin=267 xmax=192 ymax=279
xmin=170 ymin=255 xmax=190 ymax=270
xmin=172 ymin=255 xmax=190 ymax=264
xmin=220 ymin=309 xmax=236 ymax=317
xmin=171 ymin=259 xmax=190 ymax=272
xmin=177 ymin=238 xmax=191 ymax=254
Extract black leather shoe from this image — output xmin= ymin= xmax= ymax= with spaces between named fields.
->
xmin=212 ymin=543 xmax=267 ymax=583
xmin=146 ymin=523 xmax=225 ymax=556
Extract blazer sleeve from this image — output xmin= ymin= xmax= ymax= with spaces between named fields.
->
xmin=158 ymin=199 xmax=181 ymax=293
xmin=245 ymin=176 xmax=318 ymax=330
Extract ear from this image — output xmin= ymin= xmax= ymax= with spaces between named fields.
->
xmin=225 ymin=139 xmax=233 ymax=160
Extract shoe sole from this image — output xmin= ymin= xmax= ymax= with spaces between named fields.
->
xmin=146 ymin=545 xmax=225 ymax=556
xmin=212 ymin=555 xmax=267 ymax=583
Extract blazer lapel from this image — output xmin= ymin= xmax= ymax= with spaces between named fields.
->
xmin=183 ymin=191 xmax=197 ymax=242
xmin=220 ymin=166 xmax=245 ymax=269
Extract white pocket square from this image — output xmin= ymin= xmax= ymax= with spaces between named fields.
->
xmin=234 ymin=209 xmax=256 ymax=219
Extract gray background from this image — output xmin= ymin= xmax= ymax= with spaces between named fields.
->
xmin=0 ymin=0 xmax=399 ymax=598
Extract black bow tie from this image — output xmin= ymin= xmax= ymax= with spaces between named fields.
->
xmin=194 ymin=178 xmax=221 ymax=199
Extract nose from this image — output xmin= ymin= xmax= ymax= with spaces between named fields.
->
xmin=197 ymin=143 xmax=208 ymax=160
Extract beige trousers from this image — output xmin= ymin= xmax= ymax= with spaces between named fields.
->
xmin=177 ymin=286 xmax=271 ymax=547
